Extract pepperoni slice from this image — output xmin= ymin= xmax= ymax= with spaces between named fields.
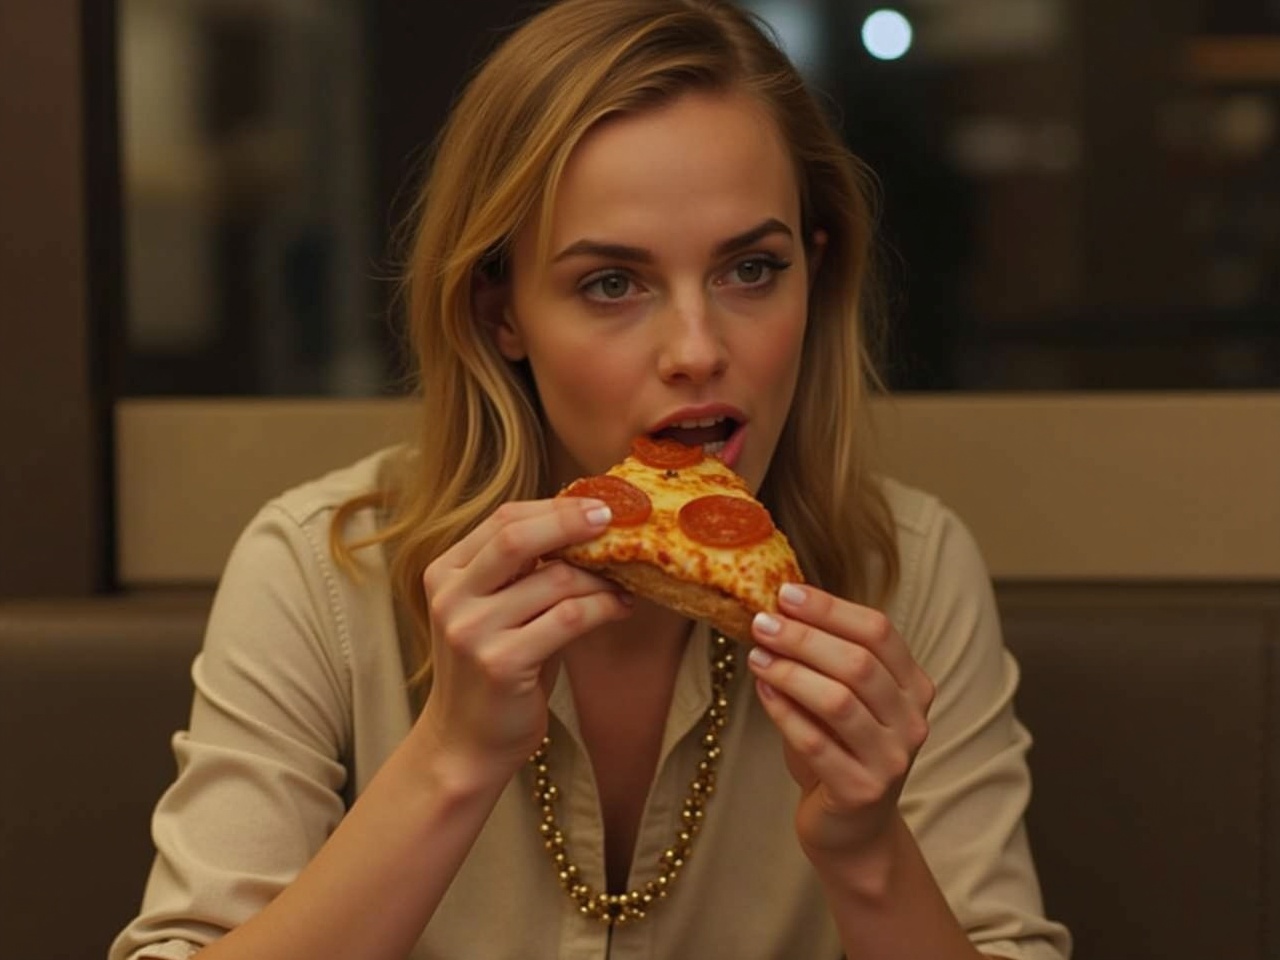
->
xmin=631 ymin=435 xmax=704 ymax=470
xmin=678 ymin=495 xmax=773 ymax=547
xmin=562 ymin=475 xmax=652 ymax=526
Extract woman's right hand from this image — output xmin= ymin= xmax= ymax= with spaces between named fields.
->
xmin=414 ymin=497 xmax=631 ymax=784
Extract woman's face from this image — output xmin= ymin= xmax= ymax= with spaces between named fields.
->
xmin=497 ymin=90 xmax=821 ymax=493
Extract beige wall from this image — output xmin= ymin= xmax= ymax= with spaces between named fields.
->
xmin=117 ymin=394 xmax=1280 ymax=585
xmin=873 ymin=392 xmax=1280 ymax=580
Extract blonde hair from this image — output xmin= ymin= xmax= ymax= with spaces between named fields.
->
xmin=334 ymin=0 xmax=898 ymax=689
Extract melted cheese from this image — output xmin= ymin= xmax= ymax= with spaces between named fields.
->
xmin=564 ymin=454 xmax=803 ymax=614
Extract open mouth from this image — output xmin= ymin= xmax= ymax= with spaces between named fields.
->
xmin=651 ymin=416 xmax=738 ymax=456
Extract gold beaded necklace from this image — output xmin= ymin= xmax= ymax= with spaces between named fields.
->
xmin=529 ymin=633 xmax=736 ymax=926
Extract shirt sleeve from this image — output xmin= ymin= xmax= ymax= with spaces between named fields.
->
xmin=892 ymin=497 xmax=1073 ymax=960
xmin=109 ymin=503 xmax=354 ymax=960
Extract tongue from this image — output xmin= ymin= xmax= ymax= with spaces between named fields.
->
xmin=656 ymin=422 xmax=732 ymax=447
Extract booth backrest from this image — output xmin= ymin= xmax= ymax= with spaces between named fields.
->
xmin=1000 ymin=585 xmax=1279 ymax=960
xmin=0 ymin=594 xmax=210 ymax=960
xmin=1 ymin=585 xmax=1277 ymax=960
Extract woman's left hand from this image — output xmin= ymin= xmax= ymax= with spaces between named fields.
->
xmin=746 ymin=583 xmax=936 ymax=862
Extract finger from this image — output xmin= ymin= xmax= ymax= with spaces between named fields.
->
xmin=441 ymin=497 xmax=611 ymax=573
xmin=489 ymin=560 xmax=626 ymax=631
xmin=431 ymin=574 xmax=630 ymax=687
xmin=750 ymin=612 xmax=913 ymax=731
xmin=510 ymin=586 xmax=635 ymax=665
xmin=748 ymin=646 xmax=901 ymax=769
xmin=466 ymin=498 xmax=613 ymax=595
xmin=753 ymin=679 xmax=882 ymax=805
xmin=775 ymin=585 xmax=933 ymax=710
xmin=437 ymin=500 xmax=554 ymax=571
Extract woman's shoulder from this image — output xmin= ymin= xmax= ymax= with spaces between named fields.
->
xmin=877 ymin=475 xmax=985 ymax=556
xmin=212 ymin=447 xmax=406 ymax=669
xmin=877 ymin=475 xmax=949 ymax=540
xmin=875 ymin=475 xmax=994 ymax=630
xmin=264 ymin=445 xmax=406 ymax=532
xmin=224 ymin=445 xmax=408 ymax=595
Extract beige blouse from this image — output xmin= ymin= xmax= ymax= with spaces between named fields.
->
xmin=110 ymin=449 xmax=1071 ymax=960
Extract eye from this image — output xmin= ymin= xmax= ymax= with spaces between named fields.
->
xmin=581 ymin=271 xmax=638 ymax=302
xmin=721 ymin=255 xmax=792 ymax=289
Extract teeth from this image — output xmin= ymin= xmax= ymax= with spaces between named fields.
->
xmin=673 ymin=416 xmax=726 ymax=429
xmin=703 ymin=440 xmax=727 ymax=455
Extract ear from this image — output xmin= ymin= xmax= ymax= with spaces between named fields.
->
xmin=806 ymin=229 xmax=828 ymax=289
xmin=474 ymin=268 xmax=525 ymax=361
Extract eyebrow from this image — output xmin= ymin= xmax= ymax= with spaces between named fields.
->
xmin=551 ymin=218 xmax=794 ymax=265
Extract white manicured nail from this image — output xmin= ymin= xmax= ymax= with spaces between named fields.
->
xmin=779 ymin=583 xmax=806 ymax=606
xmin=748 ymin=646 xmax=775 ymax=669
xmin=753 ymin=611 xmax=782 ymax=636
xmin=585 ymin=505 xmax=612 ymax=526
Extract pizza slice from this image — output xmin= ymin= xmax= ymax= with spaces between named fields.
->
xmin=554 ymin=436 xmax=804 ymax=642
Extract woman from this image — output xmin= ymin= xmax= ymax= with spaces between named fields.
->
xmin=112 ymin=1 xmax=1070 ymax=958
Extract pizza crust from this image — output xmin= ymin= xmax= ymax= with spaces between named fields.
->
xmin=569 ymin=557 xmax=757 ymax=643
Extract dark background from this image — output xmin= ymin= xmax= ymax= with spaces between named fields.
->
xmin=99 ymin=0 xmax=1280 ymax=396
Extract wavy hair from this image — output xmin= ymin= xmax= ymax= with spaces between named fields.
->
xmin=333 ymin=0 xmax=898 ymax=690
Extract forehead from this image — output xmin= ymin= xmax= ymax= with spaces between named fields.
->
xmin=537 ymin=90 xmax=801 ymax=252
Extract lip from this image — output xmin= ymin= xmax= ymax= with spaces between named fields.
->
xmin=718 ymin=421 xmax=748 ymax=470
xmin=645 ymin=403 xmax=750 ymax=470
xmin=646 ymin=403 xmax=748 ymax=435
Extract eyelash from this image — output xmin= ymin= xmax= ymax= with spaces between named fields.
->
xmin=720 ymin=255 xmax=793 ymax=290
xmin=579 ymin=255 xmax=793 ymax=303
xmin=580 ymin=271 xmax=639 ymax=302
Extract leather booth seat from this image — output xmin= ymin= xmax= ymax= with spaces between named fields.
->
xmin=2 ymin=584 xmax=1277 ymax=960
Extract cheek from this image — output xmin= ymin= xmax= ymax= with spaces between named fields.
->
xmin=750 ymin=308 xmax=808 ymax=390
xmin=530 ymin=339 xmax=637 ymax=404
xmin=523 ymin=338 xmax=641 ymax=440
xmin=524 ymin=341 xmax=644 ymax=482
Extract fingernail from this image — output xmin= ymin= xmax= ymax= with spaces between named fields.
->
xmin=585 ymin=504 xmax=612 ymax=526
xmin=753 ymin=611 xmax=782 ymax=636
xmin=748 ymin=646 xmax=774 ymax=669
xmin=779 ymin=583 xmax=806 ymax=606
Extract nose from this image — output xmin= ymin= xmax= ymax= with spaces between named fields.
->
xmin=655 ymin=294 xmax=727 ymax=385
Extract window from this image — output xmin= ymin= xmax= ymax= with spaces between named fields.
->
xmin=743 ymin=0 xmax=1280 ymax=390
xmin=118 ymin=0 xmax=1280 ymax=396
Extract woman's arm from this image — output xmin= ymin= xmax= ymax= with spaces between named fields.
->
xmin=746 ymin=494 xmax=1070 ymax=960
xmin=193 ymin=496 xmax=629 ymax=960
xmin=802 ymin=810 xmax=1001 ymax=960
xmin=748 ymin=590 xmax=989 ymax=960
xmin=116 ymin=493 xmax=627 ymax=960
xmin=192 ymin=721 xmax=506 ymax=960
